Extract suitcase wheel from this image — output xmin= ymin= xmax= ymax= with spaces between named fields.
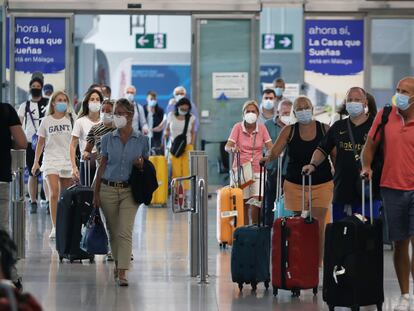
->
xmin=59 ymin=256 xmax=63 ymax=263
xmin=264 ymin=281 xmax=269 ymax=290
xmin=312 ymin=287 xmax=317 ymax=295
xmin=89 ymin=257 xmax=95 ymax=264
xmin=251 ymin=282 xmax=257 ymax=292
xmin=70 ymin=259 xmax=74 ymax=264
xmin=273 ymin=287 xmax=278 ymax=296
xmin=219 ymin=243 xmax=227 ymax=249
xmin=238 ymin=283 xmax=243 ymax=292
xmin=351 ymin=307 xmax=360 ymax=311
xmin=291 ymin=289 xmax=300 ymax=297
xmin=328 ymin=306 xmax=334 ymax=311
xmin=376 ymin=303 xmax=382 ymax=311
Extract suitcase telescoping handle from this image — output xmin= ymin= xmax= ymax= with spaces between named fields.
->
xmin=361 ymin=178 xmax=374 ymax=225
xmin=259 ymin=161 xmax=266 ymax=227
xmin=275 ymin=154 xmax=283 ymax=204
xmin=84 ymin=159 xmax=91 ymax=187
xmin=302 ymin=173 xmax=312 ymax=221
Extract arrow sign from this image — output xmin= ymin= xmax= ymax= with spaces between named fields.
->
xmin=135 ymin=33 xmax=167 ymax=49
xmin=262 ymin=34 xmax=293 ymax=50
xmin=137 ymin=35 xmax=149 ymax=47
xmin=279 ymin=36 xmax=292 ymax=48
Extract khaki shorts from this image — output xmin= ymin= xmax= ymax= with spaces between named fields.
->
xmin=241 ymin=172 xmax=265 ymax=200
xmin=284 ymin=180 xmax=333 ymax=212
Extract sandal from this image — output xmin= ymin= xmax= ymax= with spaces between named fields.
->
xmin=118 ymin=277 xmax=129 ymax=287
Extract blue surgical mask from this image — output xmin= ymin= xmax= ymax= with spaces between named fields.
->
xmin=275 ymin=87 xmax=284 ymax=97
xmin=395 ymin=93 xmax=411 ymax=111
xmin=295 ymin=109 xmax=313 ymax=124
xmin=148 ymin=100 xmax=157 ymax=107
xmin=178 ymin=108 xmax=188 ymax=116
xmin=126 ymin=93 xmax=135 ymax=102
xmin=346 ymin=102 xmax=364 ymax=118
xmin=175 ymin=95 xmax=184 ymax=102
xmin=55 ymin=102 xmax=67 ymax=113
xmin=262 ymin=99 xmax=274 ymax=110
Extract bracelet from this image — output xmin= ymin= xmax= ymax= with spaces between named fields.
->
xmin=310 ymin=163 xmax=318 ymax=169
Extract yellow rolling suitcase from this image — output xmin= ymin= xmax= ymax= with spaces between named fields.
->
xmin=149 ymin=155 xmax=168 ymax=207
xmin=216 ymin=186 xmax=245 ymax=248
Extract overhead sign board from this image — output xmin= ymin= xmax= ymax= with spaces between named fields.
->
xmin=262 ymin=34 xmax=293 ymax=50
xmin=135 ymin=33 xmax=167 ymax=49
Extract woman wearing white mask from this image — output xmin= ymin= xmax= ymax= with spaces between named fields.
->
xmin=164 ymin=98 xmax=196 ymax=193
xmin=31 ymin=91 xmax=75 ymax=239
xmin=94 ymin=98 xmax=149 ymax=286
xmin=225 ymin=100 xmax=273 ymax=225
xmin=70 ymin=89 xmax=103 ymax=185
xmin=267 ymin=96 xmax=333 ymax=266
xmin=166 ymin=86 xmax=199 ymax=132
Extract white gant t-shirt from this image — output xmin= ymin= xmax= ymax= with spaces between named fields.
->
xmin=71 ymin=116 xmax=100 ymax=154
xmin=17 ymin=100 xmax=48 ymax=140
xmin=37 ymin=115 xmax=73 ymax=170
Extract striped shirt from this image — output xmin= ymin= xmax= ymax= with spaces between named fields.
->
xmin=86 ymin=122 xmax=115 ymax=163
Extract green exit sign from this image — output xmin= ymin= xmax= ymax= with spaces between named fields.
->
xmin=135 ymin=33 xmax=167 ymax=49
xmin=262 ymin=34 xmax=293 ymax=50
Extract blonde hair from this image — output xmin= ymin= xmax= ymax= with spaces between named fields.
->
xmin=290 ymin=96 xmax=313 ymax=123
xmin=46 ymin=91 xmax=74 ymax=119
xmin=242 ymin=100 xmax=260 ymax=115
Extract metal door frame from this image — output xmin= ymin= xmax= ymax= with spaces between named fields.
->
xmin=8 ymin=12 xmax=74 ymax=106
xmin=191 ymin=14 xmax=260 ymax=116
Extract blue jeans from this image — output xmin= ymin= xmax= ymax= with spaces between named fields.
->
xmin=332 ymin=200 xmax=382 ymax=222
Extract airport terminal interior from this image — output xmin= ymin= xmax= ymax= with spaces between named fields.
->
xmin=2 ymin=0 xmax=414 ymax=310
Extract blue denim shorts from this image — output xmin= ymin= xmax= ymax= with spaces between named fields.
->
xmin=381 ymin=187 xmax=414 ymax=242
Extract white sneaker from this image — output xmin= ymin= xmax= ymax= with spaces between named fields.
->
xmin=49 ymin=227 xmax=56 ymax=240
xmin=394 ymin=294 xmax=410 ymax=311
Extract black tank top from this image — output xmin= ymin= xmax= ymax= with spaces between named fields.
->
xmin=285 ymin=121 xmax=332 ymax=185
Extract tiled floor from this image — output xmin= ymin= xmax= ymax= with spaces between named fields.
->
xmin=16 ymin=198 xmax=406 ymax=311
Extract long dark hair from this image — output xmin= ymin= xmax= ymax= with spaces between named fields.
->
xmin=174 ymin=97 xmax=192 ymax=116
xmin=78 ymin=89 xmax=104 ymax=118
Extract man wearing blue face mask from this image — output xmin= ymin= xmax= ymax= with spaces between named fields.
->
xmin=303 ymin=87 xmax=381 ymax=222
xmin=362 ymin=77 xmax=414 ymax=311
xmin=143 ymin=91 xmax=166 ymax=152
xmin=259 ymin=89 xmax=276 ymax=124
xmin=273 ymin=78 xmax=288 ymax=111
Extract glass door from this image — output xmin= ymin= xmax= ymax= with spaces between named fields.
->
xmin=192 ymin=15 xmax=259 ymax=185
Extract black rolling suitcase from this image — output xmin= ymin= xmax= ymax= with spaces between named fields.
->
xmin=56 ymin=161 xmax=95 ymax=263
xmin=323 ymin=179 xmax=384 ymax=311
xmin=231 ymin=163 xmax=271 ymax=291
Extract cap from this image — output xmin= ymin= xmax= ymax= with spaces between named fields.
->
xmin=43 ymin=84 xmax=54 ymax=93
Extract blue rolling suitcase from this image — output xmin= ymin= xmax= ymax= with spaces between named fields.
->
xmin=231 ymin=163 xmax=271 ymax=291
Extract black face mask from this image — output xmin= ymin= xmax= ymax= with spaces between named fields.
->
xmin=30 ymin=88 xmax=42 ymax=98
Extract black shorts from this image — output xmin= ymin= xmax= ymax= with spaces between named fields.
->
xmin=26 ymin=144 xmax=42 ymax=176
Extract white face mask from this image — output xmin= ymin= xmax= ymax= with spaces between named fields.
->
xmin=100 ymin=112 xmax=113 ymax=125
xmin=174 ymin=95 xmax=184 ymax=102
xmin=89 ymin=102 xmax=101 ymax=113
xmin=113 ymin=115 xmax=127 ymax=129
xmin=244 ymin=112 xmax=258 ymax=124
xmin=280 ymin=115 xmax=291 ymax=125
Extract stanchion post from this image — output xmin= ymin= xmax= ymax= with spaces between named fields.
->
xmin=10 ymin=150 xmax=26 ymax=259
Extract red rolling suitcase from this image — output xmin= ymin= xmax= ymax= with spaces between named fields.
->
xmin=272 ymin=174 xmax=319 ymax=297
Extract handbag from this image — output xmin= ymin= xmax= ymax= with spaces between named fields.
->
xmin=25 ymin=101 xmax=39 ymax=151
xmin=80 ymin=208 xmax=108 ymax=255
xmin=230 ymin=131 xmax=257 ymax=189
xmin=170 ymin=114 xmax=190 ymax=157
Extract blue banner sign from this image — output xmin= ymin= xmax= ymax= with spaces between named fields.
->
xmin=305 ymin=19 xmax=364 ymax=76
xmin=260 ymin=65 xmax=281 ymax=85
xmin=7 ymin=17 xmax=66 ymax=73
xmin=131 ymin=65 xmax=191 ymax=109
